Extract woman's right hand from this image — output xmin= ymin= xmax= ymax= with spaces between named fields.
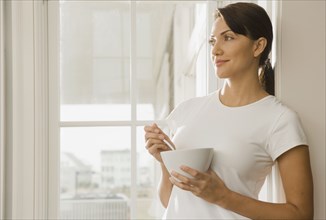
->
xmin=144 ymin=123 xmax=174 ymax=163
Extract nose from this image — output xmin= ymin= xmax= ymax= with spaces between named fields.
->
xmin=211 ymin=40 xmax=223 ymax=57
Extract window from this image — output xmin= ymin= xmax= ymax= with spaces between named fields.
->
xmin=1 ymin=0 xmax=283 ymax=219
xmin=54 ymin=1 xmax=216 ymax=219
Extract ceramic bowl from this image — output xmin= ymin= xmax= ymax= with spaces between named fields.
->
xmin=161 ymin=148 xmax=214 ymax=178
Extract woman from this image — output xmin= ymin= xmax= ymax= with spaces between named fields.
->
xmin=144 ymin=2 xmax=313 ymax=219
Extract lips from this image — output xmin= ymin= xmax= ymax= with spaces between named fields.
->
xmin=215 ymin=59 xmax=229 ymax=67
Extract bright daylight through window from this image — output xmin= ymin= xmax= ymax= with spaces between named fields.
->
xmin=59 ymin=1 xmax=211 ymax=219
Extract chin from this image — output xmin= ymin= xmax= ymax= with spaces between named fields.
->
xmin=215 ymin=70 xmax=228 ymax=79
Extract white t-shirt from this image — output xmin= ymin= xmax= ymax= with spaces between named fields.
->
xmin=163 ymin=90 xmax=307 ymax=219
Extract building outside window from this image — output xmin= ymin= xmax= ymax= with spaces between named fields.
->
xmin=58 ymin=1 xmax=215 ymax=219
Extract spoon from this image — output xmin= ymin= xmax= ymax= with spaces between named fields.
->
xmin=163 ymin=139 xmax=175 ymax=151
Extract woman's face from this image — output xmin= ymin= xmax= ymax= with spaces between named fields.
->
xmin=209 ymin=17 xmax=257 ymax=79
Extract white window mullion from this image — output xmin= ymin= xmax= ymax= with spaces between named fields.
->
xmin=267 ymin=0 xmax=283 ymax=202
xmin=207 ymin=0 xmax=219 ymax=93
xmin=34 ymin=0 xmax=49 ymax=219
xmin=60 ymin=120 xmax=163 ymax=127
xmin=130 ymin=1 xmax=137 ymax=219
xmin=48 ymin=0 xmax=60 ymax=219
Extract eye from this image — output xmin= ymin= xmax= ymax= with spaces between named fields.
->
xmin=208 ymin=38 xmax=216 ymax=46
xmin=224 ymin=35 xmax=234 ymax=41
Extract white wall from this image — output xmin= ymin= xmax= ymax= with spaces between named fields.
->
xmin=278 ymin=1 xmax=325 ymax=219
xmin=4 ymin=1 xmax=35 ymax=219
xmin=0 ymin=0 xmax=5 ymax=218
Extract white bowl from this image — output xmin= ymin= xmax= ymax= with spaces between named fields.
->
xmin=161 ymin=148 xmax=214 ymax=179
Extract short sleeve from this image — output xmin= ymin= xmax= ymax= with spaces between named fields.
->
xmin=267 ymin=109 xmax=308 ymax=161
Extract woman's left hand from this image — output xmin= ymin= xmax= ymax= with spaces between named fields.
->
xmin=169 ymin=166 xmax=230 ymax=205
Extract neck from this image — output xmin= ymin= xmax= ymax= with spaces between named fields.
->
xmin=219 ymin=74 xmax=269 ymax=107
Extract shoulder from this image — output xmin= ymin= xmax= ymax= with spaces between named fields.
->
xmin=258 ymin=96 xmax=305 ymax=136
xmin=269 ymin=97 xmax=301 ymax=121
xmin=263 ymin=96 xmax=300 ymax=120
xmin=266 ymin=97 xmax=306 ymax=143
xmin=265 ymin=97 xmax=308 ymax=160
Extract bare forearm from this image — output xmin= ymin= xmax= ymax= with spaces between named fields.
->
xmin=158 ymin=163 xmax=173 ymax=208
xmin=219 ymin=190 xmax=313 ymax=220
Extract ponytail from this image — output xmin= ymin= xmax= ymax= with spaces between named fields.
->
xmin=259 ymin=58 xmax=275 ymax=95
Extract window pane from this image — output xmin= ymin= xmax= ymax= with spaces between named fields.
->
xmin=60 ymin=127 xmax=131 ymax=219
xmin=136 ymin=1 xmax=208 ymax=120
xmin=136 ymin=126 xmax=164 ymax=219
xmin=60 ymin=1 xmax=131 ymax=121
xmin=58 ymin=0 xmax=212 ymax=219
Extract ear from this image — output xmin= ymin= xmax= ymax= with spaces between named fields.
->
xmin=253 ymin=37 xmax=267 ymax=58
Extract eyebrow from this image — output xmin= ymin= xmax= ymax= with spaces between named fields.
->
xmin=210 ymin=29 xmax=233 ymax=38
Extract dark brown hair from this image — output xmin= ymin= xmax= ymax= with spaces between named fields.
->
xmin=215 ymin=3 xmax=274 ymax=95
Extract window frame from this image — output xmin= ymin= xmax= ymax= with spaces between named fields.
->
xmin=0 ymin=0 xmax=5 ymax=218
xmin=1 ymin=0 xmax=281 ymax=219
xmin=49 ymin=1 xmax=218 ymax=219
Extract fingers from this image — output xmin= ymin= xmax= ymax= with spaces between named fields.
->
xmin=170 ymin=170 xmax=195 ymax=185
xmin=169 ymin=170 xmax=203 ymax=196
xmin=144 ymin=124 xmax=162 ymax=138
xmin=144 ymin=123 xmax=161 ymax=133
xmin=170 ymin=167 xmax=227 ymax=204
xmin=169 ymin=175 xmax=193 ymax=191
xmin=151 ymin=123 xmax=160 ymax=129
xmin=145 ymin=133 xmax=163 ymax=144
xmin=145 ymin=138 xmax=168 ymax=151
xmin=144 ymin=124 xmax=160 ymax=134
xmin=144 ymin=124 xmax=170 ymax=156
xmin=144 ymin=123 xmax=171 ymax=143
xmin=180 ymin=166 xmax=205 ymax=180
xmin=144 ymin=123 xmax=173 ymax=163
xmin=147 ymin=143 xmax=167 ymax=155
xmin=171 ymin=168 xmax=204 ymax=183
xmin=169 ymin=166 xmax=209 ymax=188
